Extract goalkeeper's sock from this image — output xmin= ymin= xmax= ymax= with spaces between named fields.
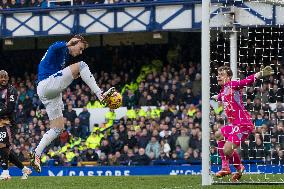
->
xmin=35 ymin=128 xmax=62 ymax=157
xmin=230 ymin=150 xmax=242 ymax=171
xmin=79 ymin=61 xmax=102 ymax=99
xmin=217 ymin=140 xmax=229 ymax=168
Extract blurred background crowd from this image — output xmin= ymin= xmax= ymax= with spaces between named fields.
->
xmin=1 ymin=32 xmax=284 ymax=167
xmin=0 ymin=0 xmax=168 ymax=9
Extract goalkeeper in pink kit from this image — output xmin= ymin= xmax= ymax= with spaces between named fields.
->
xmin=213 ymin=65 xmax=274 ymax=181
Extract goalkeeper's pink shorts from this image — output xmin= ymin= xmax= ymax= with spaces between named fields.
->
xmin=221 ymin=124 xmax=254 ymax=146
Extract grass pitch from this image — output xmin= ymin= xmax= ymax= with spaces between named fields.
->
xmin=1 ymin=175 xmax=284 ymax=189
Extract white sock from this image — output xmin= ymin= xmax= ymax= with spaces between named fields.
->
xmin=2 ymin=170 xmax=9 ymax=175
xmin=35 ymin=129 xmax=60 ymax=157
xmin=79 ymin=61 xmax=102 ymax=99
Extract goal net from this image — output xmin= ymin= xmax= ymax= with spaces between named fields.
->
xmin=208 ymin=0 xmax=284 ymax=184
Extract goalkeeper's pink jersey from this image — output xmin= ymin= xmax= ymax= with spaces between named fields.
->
xmin=218 ymin=74 xmax=256 ymax=127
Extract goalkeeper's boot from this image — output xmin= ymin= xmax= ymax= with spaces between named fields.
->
xmin=30 ymin=152 xmax=41 ymax=173
xmin=216 ymin=167 xmax=231 ymax=178
xmin=21 ymin=166 xmax=32 ymax=180
xmin=231 ymin=164 xmax=245 ymax=182
xmin=100 ymin=87 xmax=116 ymax=105
xmin=0 ymin=170 xmax=11 ymax=180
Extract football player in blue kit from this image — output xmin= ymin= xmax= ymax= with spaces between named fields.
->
xmin=30 ymin=35 xmax=115 ymax=172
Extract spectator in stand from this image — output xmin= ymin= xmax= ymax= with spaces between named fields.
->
xmin=138 ymin=91 xmax=148 ymax=107
xmin=188 ymin=128 xmax=200 ymax=150
xmin=176 ymin=128 xmax=189 ymax=152
xmin=100 ymin=139 xmax=111 ymax=156
xmin=269 ymin=84 xmax=280 ymax=103
xmin=0 ymin=0 xmax=10 ymax=9
xmin=133 ymin=148 xmax=150 ymax=165
xmin=98 ymin=153 xmax=108 ymax=165
xmin=78 ymin=107 xmax=90 ymax=139
xmin=63 ymin=104 xmax=77 ymax=123
xmin=60 ymin=130 xmax=70 ymax=146
xmin=160 ymin=105 xmax=174 ymax=120
xmin=118 ymin=124 xmax=127 ymax=144
xmin=191 ymin=73 xmax=201 ymax=103
xmin=255 ymin=113 xmax=266 ymax=127
xmin=145 ymin=136 xmax=160 ymax=159
xmin=175 ymin=145 xmax=184 ymax=159
xmin=29 ymin=0 xmax=37 ymax=6
xmin=37 ymin=0 xmax=47 ymax=8
xmin=123 ymin=90 xmax=137 ymax=109
xmin=70 ymin=118 xmax=81 ymax=138
xmin=86 ymin=129 xmax=103 ymax=149
xmin=15 ymin=104 xmax=26 ymax=124
xmin=137 ymin=128 xmax=149 ymax=148
xmin=160 ymin=139 xmax=171 ymax=157
xmin=19 ymin=0 xmax=27 ymax=7
xmin=110 ymin=133 xmax=124 ymax=153
xmin=10 ymin=0 xmax=19 ymax=8
xmin=190 ymin=149 xmax=201 ymax=162
xmin=125 ymin=130 xmax=137 ymax=149
xmin=23 ymin=95 xmax=33 ymax=115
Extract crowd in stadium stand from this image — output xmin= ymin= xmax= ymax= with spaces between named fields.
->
xmin=0 ymin=0 xmax=159 ymax=9
xmin=2 ymin=40 xmax=284 ymax=167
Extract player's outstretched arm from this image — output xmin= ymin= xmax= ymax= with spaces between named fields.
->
xmin=231 ymin=65 xmax=274 ymax=90
xmin=255 ymin=66 xmax=274 ymax=79
xmin=230 ymin=74 xmax=256 ymax=90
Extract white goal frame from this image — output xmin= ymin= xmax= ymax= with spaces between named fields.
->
xmin=201 ymin=0 xmax=212 ymax=186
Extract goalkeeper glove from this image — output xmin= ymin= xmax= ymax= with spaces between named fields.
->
xmin=256 ymin=66 xmax=274 ymax=79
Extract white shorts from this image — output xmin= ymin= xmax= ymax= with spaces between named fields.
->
xmin=37 ymin=67 xmax=74 ymax=120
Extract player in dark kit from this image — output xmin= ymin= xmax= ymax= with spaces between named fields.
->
xmin=0 ymin=70 xmax=32 ymax=180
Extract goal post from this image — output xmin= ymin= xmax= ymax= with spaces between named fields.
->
xmin=230 ymin=28 xmax=238 ymax=80
xmin=201 ymin=0 xmax=212 ymax=186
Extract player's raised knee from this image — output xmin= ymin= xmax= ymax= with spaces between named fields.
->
xmin=79 ymin=61 xmax=88 ymax=70
xmin=69 ymin=61 xmax=87 ymax=78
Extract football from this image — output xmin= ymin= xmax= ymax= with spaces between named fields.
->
xmin=107 ymin=91 xmax=122 ymax=109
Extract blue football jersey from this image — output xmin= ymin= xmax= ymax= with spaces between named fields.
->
xmin=38 ymin=41 xmax=69 ymax=82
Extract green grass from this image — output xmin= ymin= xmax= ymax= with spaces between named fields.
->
xmin=1 ymin=175 xmax=284 ymax=189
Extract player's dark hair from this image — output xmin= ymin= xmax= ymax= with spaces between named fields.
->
xmin=218 ymin=66 xmax=233 ymax=78
xmin=73 ymin=34 xmax=88 ymax=49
